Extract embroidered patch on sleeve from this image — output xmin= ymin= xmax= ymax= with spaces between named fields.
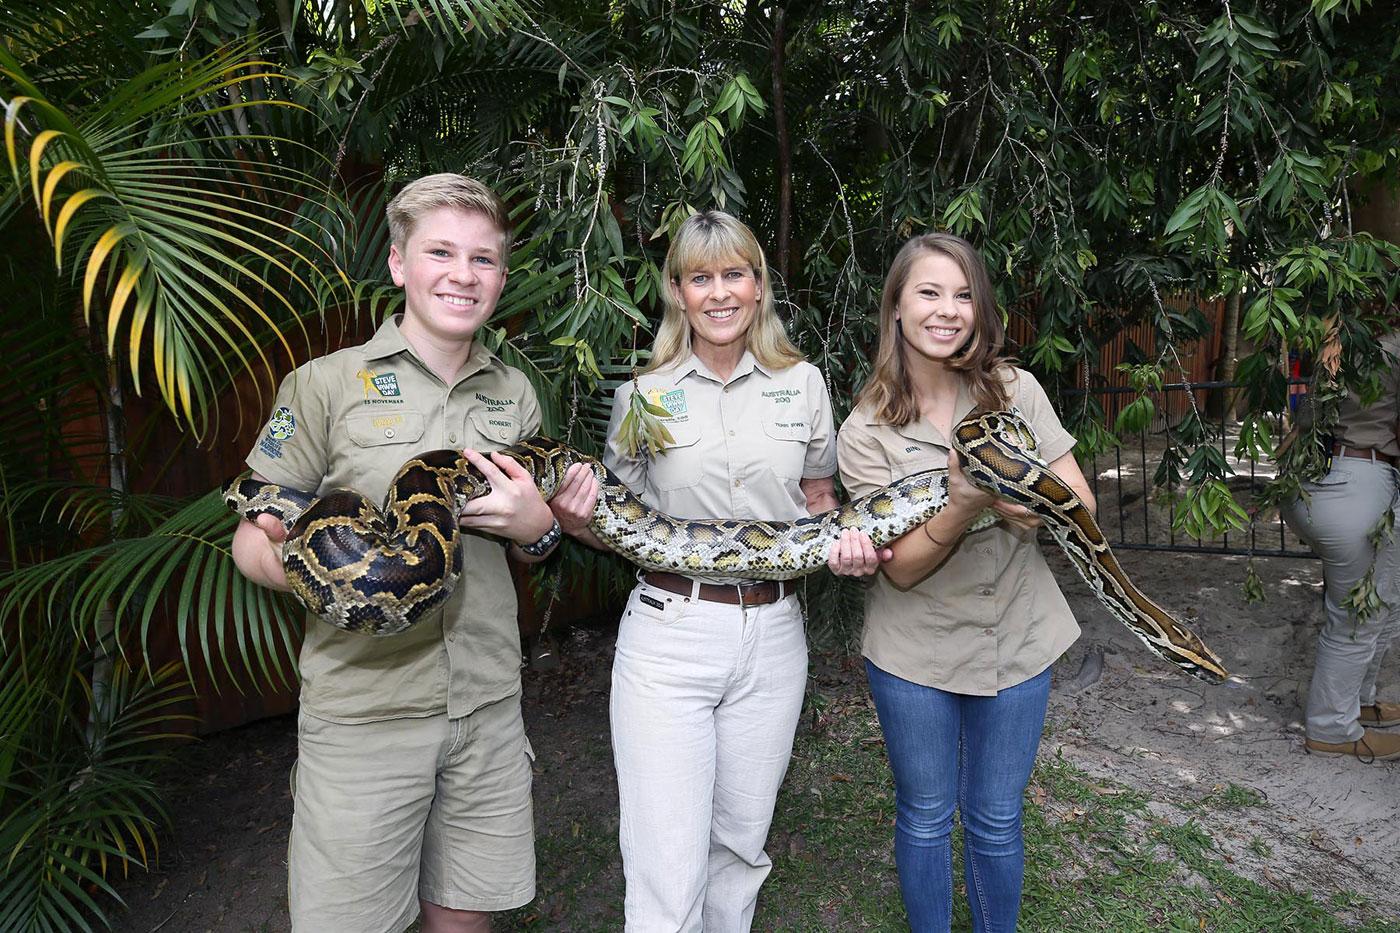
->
xmin=268 ymin=406 xmax=297 ymax=440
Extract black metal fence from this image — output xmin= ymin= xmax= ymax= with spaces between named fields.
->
xmin=1071 ymin=380 xmax=1317 ymax=560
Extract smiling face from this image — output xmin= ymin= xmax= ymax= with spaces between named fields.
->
xmin=896 ymin=251 xmax=978 ymax=367
xmin=388 ymin=205 xmax=507 ymax=350
xmin=672 ymin=258 xmax=761 ymax=358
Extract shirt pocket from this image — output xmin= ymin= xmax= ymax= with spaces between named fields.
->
xmin=466 ymin=410 xmax=519 ymax=451
xmin=340 ymin=411 xmax=428 ymax=493
xmin=761 ymin=410 xmax=811 ymax=482
xmin=649 ymin=419 xmax=703 ymax=491
xmin=888 ymin=449 xmax=943 ymax=486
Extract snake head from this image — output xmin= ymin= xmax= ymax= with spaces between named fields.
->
xmin=953 ymin=409 xmax=1039 ymax=455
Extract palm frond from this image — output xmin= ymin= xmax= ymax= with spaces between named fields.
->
xmin=2 ymin=41 xmax=353 ymax=436
xmin=0 ymin=489 xmax=300 ymax=691
xmin=0 ymin=626 xmax=192 ymax=933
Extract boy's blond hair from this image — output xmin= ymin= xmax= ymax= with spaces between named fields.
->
xmin=386 ymin=173 xmax=513 ymax=265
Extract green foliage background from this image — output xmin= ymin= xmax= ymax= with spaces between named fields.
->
xmin=2 ymin=0 xmax=1399 ymax=927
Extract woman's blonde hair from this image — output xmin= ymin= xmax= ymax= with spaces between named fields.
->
xmin=855 ymin=232 xmax=1011 ymax=425
xmin=645 ymin=210 xmax=804 ymax=374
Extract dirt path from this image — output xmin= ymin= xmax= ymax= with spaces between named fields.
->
xmin=112 ymin=550 xmax=1400 ymax=930
xmin=1047 ymin=548 xmax=1400 ymax=917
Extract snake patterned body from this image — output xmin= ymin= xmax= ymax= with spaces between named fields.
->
xmin=225 ymin=409 xmax=1228 ymax=683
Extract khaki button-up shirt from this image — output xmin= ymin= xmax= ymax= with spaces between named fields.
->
xmin=245 ymin=316 xmax=541 ymax=723
xmin=1334 ymin=331 xmax=1400 ymax=458
xmin=837 ymin=368 xmax=1080 ymax=695
xmin=604 ymin=352 xmax=837 ymax=581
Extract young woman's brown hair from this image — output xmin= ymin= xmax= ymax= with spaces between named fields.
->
xmin=855 ymin=232 xmax=1012 ymax=425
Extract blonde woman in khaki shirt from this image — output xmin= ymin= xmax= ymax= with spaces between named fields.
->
xmin=551 ymin=211 xmax=883 ymax=931
xmin=836 ymin=233 xmax=1094 ymax=933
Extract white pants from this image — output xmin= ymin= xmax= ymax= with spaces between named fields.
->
xmin=1282 ymin=457 xmax=1400 ymax=742
xmin=610 ymin=579 xmax=808 ymax=932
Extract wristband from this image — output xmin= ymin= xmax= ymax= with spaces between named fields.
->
xmin=922 ymin=522 xmax=950 ymax=548
xmin=519 ymin=517 xmax=562 ymax=557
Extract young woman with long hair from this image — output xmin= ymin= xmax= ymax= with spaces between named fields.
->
xmin=837 ymin=232 xmax=1095 ymax=932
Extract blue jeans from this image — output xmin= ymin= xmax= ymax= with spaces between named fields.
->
xmin=866 ymin=660 xmax=1052 ymax=933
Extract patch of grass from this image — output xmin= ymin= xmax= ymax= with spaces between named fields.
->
xmin=1191 ymin=781 xmax=1268 ymax=812
xmin=499 ymin=677 xmax=1399 ymax=932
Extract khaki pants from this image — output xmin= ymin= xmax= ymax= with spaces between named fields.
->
xmin=610 ymin=580 xmax=808 ymax=932
xmin=1282 ymin=457 xmax=1400 ymax=743
xmin=288 ymin=694 xmax=535 ymax=933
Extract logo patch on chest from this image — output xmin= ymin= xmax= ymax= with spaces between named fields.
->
xmin=761 ymin=388 xmax=801 ymax=405
xmin=647 ymin=387 xmax=688 ymax=418
xmin=474 ymin=392 xmax=515 ymax=413
xmin=356 ymin=369 xmax=404 ymax=405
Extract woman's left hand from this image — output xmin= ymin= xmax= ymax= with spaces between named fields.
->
xmin=826 ymin=528 xmax=892 ymax=577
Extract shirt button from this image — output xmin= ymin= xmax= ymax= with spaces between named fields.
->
xmin=979 ymin=588 xmax=994 ymax=597
xmin=984 ymin=628 xmax=995 ymax=636
xmin=729 ymin=429 xmax=736 ymax=437
xmin=447 ymin=631 xmax=456 ymax=643
xmin=734 ymin=479 xmax=742 ymax=488
xmin=384 ymin=428 xmax=396 ymax=438
xmin=448 ymin=433 xmax=458 ymax=444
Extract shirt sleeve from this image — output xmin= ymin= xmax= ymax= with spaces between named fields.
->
xmin=1013 ymin=368 xmax=1077 ymax=464
xmin=802 ymin=366 xmax=839 ymax=479
xmin=603 ymin=381 xmax=649 ymax=491
xmin=245 ymin=361 xmax=330 ymax=491
xmin=837 ymin=414 xmax=893 ymax=499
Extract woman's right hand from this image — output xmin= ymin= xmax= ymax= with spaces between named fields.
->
xmin=550 ymin=462 xmax=602 ymax=537
xmin=945 ymin=450 xmax=996 ymax=516
xmin=946 ymin=450 xmax=1040 ymax=532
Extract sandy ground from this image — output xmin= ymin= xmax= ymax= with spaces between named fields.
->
xmin=1047 ymin=546 xmax=1400 ymax=916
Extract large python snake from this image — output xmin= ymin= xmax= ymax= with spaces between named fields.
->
xmin=225 ymin=409 xmax=1228 ymax=683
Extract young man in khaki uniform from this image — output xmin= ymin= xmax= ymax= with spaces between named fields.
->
xmin=232 ymin=174 xmax=561 ymax=933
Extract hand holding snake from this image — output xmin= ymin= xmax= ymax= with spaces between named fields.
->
xmin=225 ymin=409 xmax=1229 ymax=683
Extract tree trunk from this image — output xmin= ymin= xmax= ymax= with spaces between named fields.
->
xmin=771 ymin=4 xmax=792 ymax=284
xmin=1219 ymin=283 xmax=1242 ymax=420
xmin=87 ymin=356 xmax=127 ymax=752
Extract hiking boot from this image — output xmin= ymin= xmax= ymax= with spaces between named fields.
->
xmin=1359 ymin=701 xmax=1400 ymax=728
xmin=1305 ymin=729 xmax=1400 ymax=763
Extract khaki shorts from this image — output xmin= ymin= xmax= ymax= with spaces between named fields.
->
xmin=287 ymin=693 xmax=536 ymax=933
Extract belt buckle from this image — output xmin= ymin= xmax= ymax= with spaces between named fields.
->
xmin=736 ymin=580 xmax=759 ymax=607
xmin=737 ymin=580 xmax=778 ymax=606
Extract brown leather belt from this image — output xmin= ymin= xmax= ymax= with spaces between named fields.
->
xmin=642 ymin=571 xmax=788 ymax=606
xmin=1333 ymin=444 xmax=1398 ymax=467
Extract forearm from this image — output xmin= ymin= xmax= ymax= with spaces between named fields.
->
xmin=881 ymin=500 xmax=982 ymax=590
xmin=567 ymin=526 xmax=609 ymax=550
xmin=800 ymin=475 xmax=839 ymax=516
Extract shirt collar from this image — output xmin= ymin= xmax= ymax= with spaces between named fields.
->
xmin=361 ymin=315 xmax=411 ymax=362
xmin=865 ymin=380 xmax=977 ymax=448
xmin=674 ymin=348 xmax=768 ymax=384
xmin=361 ymin=314 xmax=501 ymax=386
